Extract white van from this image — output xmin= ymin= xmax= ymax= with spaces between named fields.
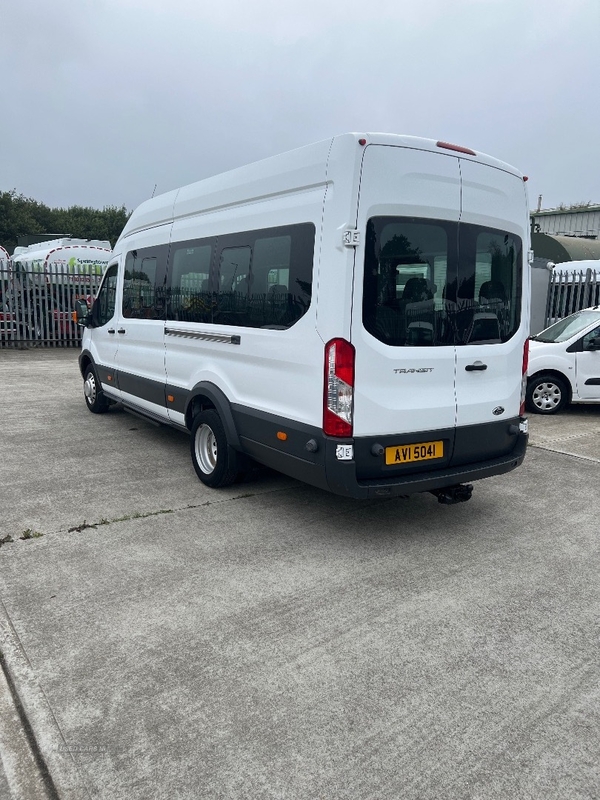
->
xmin=527 ymin=306 xmax=600 ymax=414
xmin=77 ymin=133 xmax=530 ymax=503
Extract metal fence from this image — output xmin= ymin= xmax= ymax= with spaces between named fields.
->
xmin=545 ymin=269 xmax=600 ymax=328
xmin=1 ymin=267 xmax=102 ymax=348
xmin=4 ymin=264 xmax=599 ymax=345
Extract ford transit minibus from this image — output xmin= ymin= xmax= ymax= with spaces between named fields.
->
xmin=77 ymin=133 xmax=530 ymax=503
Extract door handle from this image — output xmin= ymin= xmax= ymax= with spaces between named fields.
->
xmin=117 ymin=328 xmax=126 ymax=334
xmin=465 ymin=362 xmax=487 ymax=371
xmin=108 ymin=328 xmax=116 ymax=334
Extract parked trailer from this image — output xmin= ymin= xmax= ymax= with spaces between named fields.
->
xmin=11 ymin=238 xmax=111 ymax=283
xmin=8 ymin=239 xmax=111 ymax=343
xmin=77 ymin=133 xmax=530 ymax=503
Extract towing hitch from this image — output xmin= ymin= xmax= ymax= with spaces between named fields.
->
xmin=431 ymin=483 xmax=473 ymax=505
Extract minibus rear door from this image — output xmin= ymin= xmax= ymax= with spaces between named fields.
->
xmin=453 ymin=160 xmax=528 ymax=450
xmin=351 ymin=144 xmax=460 ymax=449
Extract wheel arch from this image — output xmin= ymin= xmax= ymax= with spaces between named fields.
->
xmin=79 ymin=349 xmax=94 ymax=379
xmin=184 ymin=382 xmax=241 ymax=448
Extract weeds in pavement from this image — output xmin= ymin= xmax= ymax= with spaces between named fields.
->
xmin=20 ymin=529 xmax=44 ymax=540
xmin=3 ymin=492 xmax=258 ymax=547
xmin=67 ymin=508 xmax=173 ymax=533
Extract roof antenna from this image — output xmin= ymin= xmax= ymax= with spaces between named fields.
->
xmin=151 ymin=184 xmax=157 ymax=198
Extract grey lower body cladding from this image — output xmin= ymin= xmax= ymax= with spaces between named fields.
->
xmin=82 ymin=354 xmax=527 ymax=499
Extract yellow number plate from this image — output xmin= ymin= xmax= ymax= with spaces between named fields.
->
xmin=385 ymin=440 xmax=444 ymax=466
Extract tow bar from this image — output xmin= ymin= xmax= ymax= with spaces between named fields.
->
xmin=431 ymin=483 xmax=473 ymax=505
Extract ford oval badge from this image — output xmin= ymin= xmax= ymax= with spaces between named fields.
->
xmin=492 ymin=406 xmax=504 ymax=416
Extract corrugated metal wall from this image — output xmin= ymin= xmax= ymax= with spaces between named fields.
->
xmin=533 ymin=209 xmax=600 ymax=238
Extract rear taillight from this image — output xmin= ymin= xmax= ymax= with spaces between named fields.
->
xmin=520 ymin=338 xmax=529 ymax=416
xmin=323 ymin=338 xmax=355 ymax=437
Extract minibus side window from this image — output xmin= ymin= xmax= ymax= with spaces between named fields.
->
xmin=216 ymin=247 xmax=252 ymax=325
xmin=252 ymin=235 xmax=294 ymax=328
xmin=167 ymin=243 xmax=214 ymax=323
xmin=169 ymin=223 xmax=315 ymax=330
xmin=122 ymin=246 xmax=168 ymax=320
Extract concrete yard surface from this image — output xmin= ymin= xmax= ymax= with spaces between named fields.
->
xmin=0 ymin=349 xmax=599 ymax=799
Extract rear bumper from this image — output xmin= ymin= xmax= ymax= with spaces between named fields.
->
xmin=233 ymin=405 xmax=528 ymax=500
xmin=324 ymin=432 xmax=528 ymax=498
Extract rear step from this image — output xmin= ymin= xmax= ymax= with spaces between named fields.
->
xmin=430 ymin=483 xmax=473 ymax=505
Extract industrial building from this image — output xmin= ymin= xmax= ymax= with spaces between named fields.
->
xmin=531 ymin=203 xmax=600 ymax=239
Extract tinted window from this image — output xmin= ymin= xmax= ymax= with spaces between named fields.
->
xmin=456 ymin=227 xmax=522 ymax=344
xmin=362 ymin=217 xmax=522 ymax=346
xmin=215 ymin=247 xmax=252 ymax=325
xmin=166 ymin=223 xmax=315 ymax=329
xmin=123 ymin=246 xmax=168 ymax=319
xmin=583 ymin=325 xmax=600 ymax=350
xmin=94 ymin=264 xmax=118 ymax=327
xmin=168 ymin=243 xmax=214 ymax=323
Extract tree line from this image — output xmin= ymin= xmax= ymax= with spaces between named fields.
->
xmin=0 ymin=189 xmax=130 ymax=253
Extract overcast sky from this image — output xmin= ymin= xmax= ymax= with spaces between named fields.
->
xmin=2 ymin=0 xmax=599 ymax=214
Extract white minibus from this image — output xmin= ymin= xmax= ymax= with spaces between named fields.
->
xmin=77 ymin=133 xmax=530 ymax=503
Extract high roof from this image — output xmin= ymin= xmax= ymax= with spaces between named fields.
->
xmin=117 ymin=133 xmax=524 ymax=243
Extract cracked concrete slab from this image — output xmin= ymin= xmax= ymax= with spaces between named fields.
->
xmin=1 ymin=349 xmax=599 ymax=799
xmin=0 ymin=653 xmax=53 ymax=800
xmin=528 ymin=404 xmax=600 ymax=462
xmin=0 ymin=349 xmax=295 ymax=541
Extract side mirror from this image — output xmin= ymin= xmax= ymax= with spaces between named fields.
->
xmin=73 ymin=299 xmax=90 ymax=327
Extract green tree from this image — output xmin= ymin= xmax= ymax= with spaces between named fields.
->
xmin=0 ymin=190 xmax=45 ymax=250
xmin=0 ymin=190 xmax=130 ymax=252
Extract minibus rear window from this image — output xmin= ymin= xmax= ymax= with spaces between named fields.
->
xmin=362 ymin=217 xmax=522 ymax=346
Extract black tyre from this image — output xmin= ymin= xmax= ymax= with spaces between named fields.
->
xmin=526 ymin=373 xmax=568 ymax=415
xmin=190 ymin=409 xmax=240 ymax=487
xmin=83 ymin=365 xmax=110 ymax=414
